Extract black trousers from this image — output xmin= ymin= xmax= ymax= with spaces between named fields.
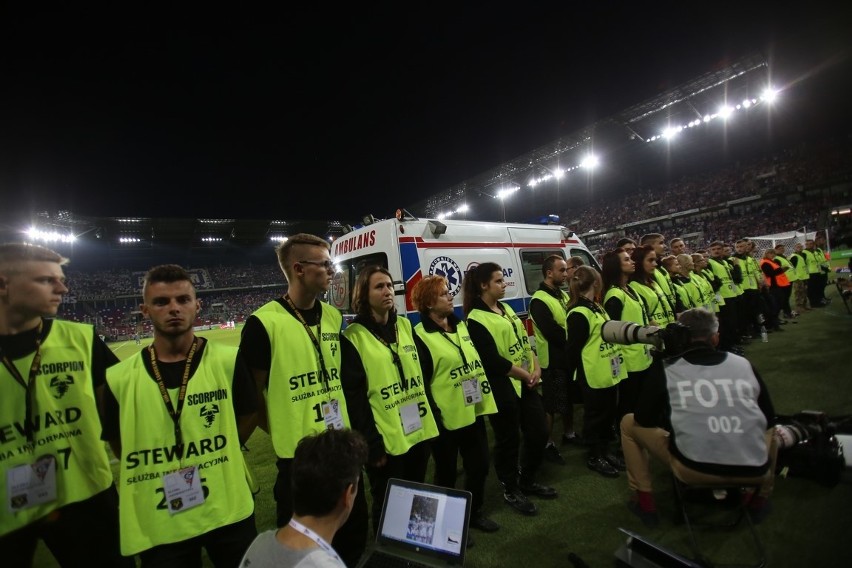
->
xmin=432 ymin=417 xmax=490 ymax=515
xmin=617 ymin=362 xmax=658 ymax=420
xmin=138 ymin=515 xmax=257 ymax=568
xmin=487 ymin=379 xmax=547 ymax=490
xmin=275 ymin=457 xmax=368 ymax=567
xmin=364 ymin=441 xmax=431 ymax=530
xmin=2 ymin=486 xmax=132 ymax=568
xmin=717 ymin=299 xmax=738 ymax=350
xmin=581 ymin=380 xmax=618 ymax=457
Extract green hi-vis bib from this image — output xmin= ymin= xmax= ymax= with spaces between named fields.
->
xmin=414 ymin=321 xmax=497 ymax=430
xmin=792 ymin=253 xmax=809 ymax=280
xmin=0 ymin=320 xmax=112 ymax=537
xmin=775 ymin=254 xmax=798 ymax=283
xmin=603 ymin=287 xmax=653 ymax=373
xmin=803 ymin=249 xmax=822 ymax=274
xmin=629 ymin=280 xmax=673 ymax=326
xmin=653 ymin=269 xmax=677 ymax=315
xmin=530 ymin=289 xmax=569 ymax=370
xmin=106 ymin=342 xmax=253 ymax=555
xmin=253 ymin=301 xmax=350 ymax=458
xmin=692 ymin=272 xmax=719 ymax=312
xmin=707 ymin=258 xmax=737 ymax=299
xmin=467 ymin=302 xmax=535 ymax=398
xmin=569 ymin=305 xmax=628 ymax=389
xmin=343 ymin=318 xmax=438 ymax=456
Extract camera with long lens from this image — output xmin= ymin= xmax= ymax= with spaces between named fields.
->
xmin=600 ymin=320 xmax=693 ymax=357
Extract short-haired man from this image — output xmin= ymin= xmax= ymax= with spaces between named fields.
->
xmin=530 ymin=255 xmax=578 ymax=465
xmin=103 ymin=264 xmax=259 ymax=566
xmin=669 ymin=238 xmax=687 ymax=256
xmin=620 ymin=308 xmax=777 ymax=527
xmin=0 ymin=243 xmax=128 ymax=567
xmin=707 ymin=241 xmax=742 ymax=353
xmin=772 ymin=244 xmax=798 ymax=318
xmin=240 ymin=429 xmax=369 ymax=567
xmin=789 ymin=243 xmax=810 ymax=312
xmin=240 ymin=234 xmax=367 ymax=566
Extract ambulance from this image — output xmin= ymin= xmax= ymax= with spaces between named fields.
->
xmin=328 ymin=212 xmax=599 ymax=332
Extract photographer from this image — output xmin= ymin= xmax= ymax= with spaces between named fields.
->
xmin=619 ymin=308 xmax=778 ymax=527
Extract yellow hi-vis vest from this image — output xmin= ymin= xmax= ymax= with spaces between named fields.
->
xmin=466 ymin=302 xmax=535 ymax=398
xmin=0 ymin=320 xmax=112 ymax=537
xmin=629 ymin=280 xmax=673 ymax=326
xmin=792 ymin=252 xmax=810 ymax=280
xmin=691 ymin=271 xmax=719 ymax=312
xmin=652 ymin=269 xmax=677 ymax=316
xmin=707 ymin=258 xmax=736 ymax=299
xmin=106 ymin=341 xmax=254 ymax=555
xmin=530 ymin=288 xmax=569 ymax=370
xmin=414 ymin=321 xmax=497 ymax=430
xmin=603 ymin=286 xmax=653 ymax=373
xmin=569 ymin=305 xmax=628 ymax=389
xmin=343 ymin=317 xmax=438 ymax=456
xmin=775 ymin=254 xmax=798 ymax=282
xmin=252 ymin=300 xmax=350 ymax=458
xmin=740 ymin=256 xmax=760 ymax=290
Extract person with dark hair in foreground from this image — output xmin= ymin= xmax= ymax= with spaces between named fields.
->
xmin=620 ymin=308 xmax=778 ymax=527
xmin=240 ymin=429 xmax=369 ymax=567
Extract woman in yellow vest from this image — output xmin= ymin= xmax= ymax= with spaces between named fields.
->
xmin=341 ymin=266 xmax=439 ymax=529
xmin=628 ymin=246 xmax=674 ymax=326
xmin=690 ymin=253 xmax=719 ymax=312
xmin=411 ymin=275 xmax=499 ymax=533
xmin=601 ymin=249 xmax=654 ymax=419
xmin=463 ymin=262 xmax=556 ymax=517
xmin=566 ymin=266 xmax=628 ymax=478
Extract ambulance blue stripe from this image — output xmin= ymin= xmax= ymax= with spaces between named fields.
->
xmin=399 ymin=242 xmax=420 ymax=282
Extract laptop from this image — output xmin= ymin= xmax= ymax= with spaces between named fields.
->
xmin=614 ymin=527 xmax=704 ymax=568
xmin=358 ymin=478 xmax=472 ymax=568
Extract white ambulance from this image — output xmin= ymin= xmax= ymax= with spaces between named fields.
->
xmin=328 ymin=213 xmax=599 ymax=330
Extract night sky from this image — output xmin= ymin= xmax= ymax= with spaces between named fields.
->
xmin=1 ymin=5 xmax=850 ymax=223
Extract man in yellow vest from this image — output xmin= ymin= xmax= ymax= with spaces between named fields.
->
xmin=530 ymin=255 xmax=577 ymax=466
xmin=103 ymin=264 xmax=258 ymax=566
xmin=0 ymin=243 xmax=129 ymax=567
xmin=641 ymin=234 xmax=677 ymax=320
xmin=240 ymin=233 xmax=367 ymax=566
xmin=773 ymin=244 xmax=799 ymax=318
xmin=789 ymin=242 xmax=810 ymax=312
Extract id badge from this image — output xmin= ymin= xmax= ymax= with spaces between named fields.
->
xmin=520 ymin=357 xmax=530 ymax=372
xmin=399 ymin=402 xmax=423 ymax=435
xmin=610 ymin=356 xmax=622 ymax=379
xmin=322 ymin=399 xmax=345 ymax=430
xmin=462 ymin=378 xmax=482 ymax=406
xmin=162 ymin=465 xmax=205 ymax=515
xmin=7 ymin=455 xmax=57 ymax=512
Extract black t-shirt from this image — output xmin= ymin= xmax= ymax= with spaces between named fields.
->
xmin=100 ymin=337 xmax=257 ymax=442
xmin=0 ymin=318 xmax=118 ymax=392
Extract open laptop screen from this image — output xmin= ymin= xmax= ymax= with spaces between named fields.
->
xmin=377 ymin=479 xmax=471 ymax=563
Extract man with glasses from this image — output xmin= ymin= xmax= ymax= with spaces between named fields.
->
xmin=240 ymin=234 xmax=368 ymax=566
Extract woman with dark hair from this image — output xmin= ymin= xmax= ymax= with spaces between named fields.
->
xmin=601 ymin=249 xmax=654 ymax=418
xmin=565 ymin=265 xmax=628 ymax=478
xmin=411 ymin=275 xmax=500 ymax=533
xmin=341 ymin=266 xmax=439 ymax=528
xmin=629 ymin=246 xmax=674 ymax=326
xmin=463 ymin=263 xmax=556 ymax=516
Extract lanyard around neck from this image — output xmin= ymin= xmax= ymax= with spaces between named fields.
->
xmin=148 ymin=337 xmax=199 ymax=448
xmin=284 ymin=295 xmax=332 ymax=383
xmin=288 ymin=519 xmax=344 ymax=564
xmin=2 ymin=321 xmax=44 ymax=445
xmin=368 ymin=320 xmax=405 ymax=382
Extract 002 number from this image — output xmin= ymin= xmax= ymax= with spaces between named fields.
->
xmin=707 ymin=415 xmax=743 ymax=434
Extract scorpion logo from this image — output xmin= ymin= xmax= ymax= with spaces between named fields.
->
xmin=199 ymin=404 xmax=219 ymax=428
xmin=49 ymin=375 xmax=74 ymax=399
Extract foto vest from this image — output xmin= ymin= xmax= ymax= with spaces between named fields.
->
xmin=569 ymin=305 xmax=627 ymax=389
xmin=629 ymin=280 xmax=673 ymax=325
xmin=530 ymin=287 xmax=569 ymax=369
xmin=707 ymin=258 xmax=736 ymax=299
xmin=466 ymin=302 xmax=535 ymax=398
xmin=665 ymin=355 xmax=768 ymax=469
xmin=253 ymin=301 xmax=350 ymax=458
xmin=106 ymin=342 xmax=254 ymax=555
xmin=774 ymin=254 xmax=798 ymax=282
xmin=344 ymin=317 xmax=438 ymax=456
xmin=414 ymin=321 xmax=497 ymax=430
xmin=603 ymin=286 xmax=652 ymax=372
xmin=0 ymin=320 xmax=112 ymax=537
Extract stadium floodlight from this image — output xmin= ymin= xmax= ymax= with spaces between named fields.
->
xmin=269 ymin=235 xmax=287 ymax=242
xmin=436 ymin=212 xmax=447 ymax=220
xmin=528 ymin=179 xmax=538 ymax=188
xmin=662 ymin=127 xmax=678 ymax=140
xmin=199 ymin=219 xmax=235 ymax=224
xmin=718 ymin=105 xmax=734 ymax=119
xmin=743 ymin=99 xmax=752 ymax=108
xmin=554 ymin=168 xmax=565 ymax=179
xmin=580 ymin=155 xmax=599 ymax=169
xmin=703 ymin=114 xmax=712 ymax=123
xmin=456 ymin=204 xmax=469 ymax=213
xmin=26 ymin=227 xmax=76 ymax=243
xmin=497 ymin=187 xmax=519 ymax=200
xmin=119 ymin=237 xmax=141 ymax=244
xmin=761 ymin=87 xmax=778 ymax=103
xmin=201 ymin=237 xmax=223 ymax=242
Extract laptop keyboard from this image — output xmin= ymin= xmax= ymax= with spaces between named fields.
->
xmin=365 ymin=550 xmax=435 ymax=568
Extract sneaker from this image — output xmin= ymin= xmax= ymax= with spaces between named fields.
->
xmin=503 ymin=488 xmax=537 ymax=515
xmin=603 ymin=452 xmax=626 ymax=471
xmin=627 ymin=500 xmax=660 ymax=527
xmin=587 ymin=456 xmax=619 ymax=478
xmin=544 ymin=442 xmax=566 ymax=465
xmin=469 ymin=513 xmax=500 ymax=532
xmin=562 ymin=432 xmax=583 ymax=446
xmin=518 ymin=480 xmax=558 ymax=499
